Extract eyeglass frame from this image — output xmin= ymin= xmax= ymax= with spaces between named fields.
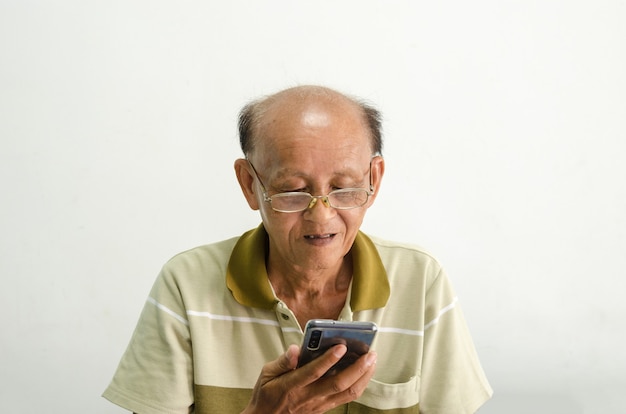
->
xmin=246 ymin=158 xmax=376 ymax=213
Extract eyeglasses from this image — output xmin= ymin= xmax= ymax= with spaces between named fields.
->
xmin=247 ymin=159 xmax=374 ymax=213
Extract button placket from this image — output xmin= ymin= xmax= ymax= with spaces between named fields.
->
xmin=275 ymin=301 xmax=304 ymax=348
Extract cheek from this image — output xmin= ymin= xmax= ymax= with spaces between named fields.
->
xmin=258 ymin=200 xmax=286 ymax=224
xmin=258 ymin=203 xmax=271 ymax=223
xmin=339 ymin=210 xmax=366 ymax=233
xmin=261 ymin=209 xmax=299 ymax=236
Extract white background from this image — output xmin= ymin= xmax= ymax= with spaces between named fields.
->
xmin=1 ymin=1 xmax=624 ymax=413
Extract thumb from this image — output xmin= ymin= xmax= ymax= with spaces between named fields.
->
xmin=278 ymin=344 xmax=300 ymax=371
xmin=263 ymin=344 xmax=300 ymax=379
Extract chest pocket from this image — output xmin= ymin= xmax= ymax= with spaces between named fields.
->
xmin=355 ymin=376 xmax=420 ymax=412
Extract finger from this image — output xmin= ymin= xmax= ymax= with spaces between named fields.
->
xmin=261 ymin=344 xmax=300 ymax=381
xmin=322 ymin=351 xmax=377 ymax=400
xmin=296 ymin=344 xmax=348 ymax=385
xmin=340 ymin=350 xmax=377 ymax=383
xmin=280 ymin=344 xmax=300 ymax=371
xmin=293 ymin=351 xmax=377 ymax=413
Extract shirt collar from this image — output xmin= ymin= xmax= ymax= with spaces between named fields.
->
xmin=226 ymin=224 xmax=390 ymax=311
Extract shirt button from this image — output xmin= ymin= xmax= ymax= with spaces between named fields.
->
xmin=281 ymin=314 xmax=290 ymax=320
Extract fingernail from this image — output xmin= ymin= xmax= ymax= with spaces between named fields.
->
xmin=365 ymin=351 xmax=377 ymax=366
xmin=333 ymin=344 xmax=347 ymax=357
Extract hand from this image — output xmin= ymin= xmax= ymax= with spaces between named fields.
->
xmin=242 ymin=343 xmax=377 ymax=414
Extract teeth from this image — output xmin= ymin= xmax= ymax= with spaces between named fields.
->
xmin=305 ymin=234 xmax=333 ymax=239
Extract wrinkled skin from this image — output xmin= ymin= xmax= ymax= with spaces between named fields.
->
xmin=242 ymin=344 xmax=377 ymax=414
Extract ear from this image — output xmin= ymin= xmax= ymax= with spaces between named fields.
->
xmin=234 ymin=158 xmax=261 ymax=210
xmin=367 ymin=155 xmax=385 ymax=204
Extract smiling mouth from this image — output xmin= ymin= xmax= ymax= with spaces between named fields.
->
xmin=304 ymin=233 xmax=335 ymax=240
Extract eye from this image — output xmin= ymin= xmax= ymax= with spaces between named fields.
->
xmin=269 ymin=178 xmax=306 ymax=193
xmin=284 ymin=188 xmax=307 ymax=193
xmin=332 ymin=181 xmax=359 ymax=191
xmin=332 ymin=178 xmax=362 ymax=191
xmin=276 ymin=184 xmax=308 ymax=193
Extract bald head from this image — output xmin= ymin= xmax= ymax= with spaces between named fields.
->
xmin=238 ymin=85 xmax=382 ymax=157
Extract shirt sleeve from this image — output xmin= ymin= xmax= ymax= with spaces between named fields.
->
xmin=103 ymin=266 xmax=194 ymax=414
xmin=419 ymin=270 xmax=493 ymax=414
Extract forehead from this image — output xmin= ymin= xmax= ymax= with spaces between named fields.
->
xmin=253 ymin=94 xmax=372 ymax=166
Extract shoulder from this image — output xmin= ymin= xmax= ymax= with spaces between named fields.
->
xmin=164 ymin=236 xmax=240 ymax=271
xmin=367 ymin=234 xmax=435 ymax=256
xmin=364 ymin=233 xmax=446 ymax=291
xmin=146 ymin=235 xmax=244 ymax=312
xmin=367 ymin=234 xmax=442 ymax=268
xmin=153 ymin=236 xmax=241 ymax=294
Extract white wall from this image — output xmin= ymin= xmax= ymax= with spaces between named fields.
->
xmin=1 ymin=1 xmax=624 ymax=412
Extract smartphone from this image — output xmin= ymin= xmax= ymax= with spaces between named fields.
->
xmin=297 ymin=319 xmax=378 ymax=376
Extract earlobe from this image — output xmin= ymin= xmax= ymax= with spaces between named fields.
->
xmin=234 ymin=158 xmax=260 ymax=210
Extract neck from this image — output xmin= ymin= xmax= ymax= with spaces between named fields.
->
xmin=267 ymin=254 xmax=353 ymax=328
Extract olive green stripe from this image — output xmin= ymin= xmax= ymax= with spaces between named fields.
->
xmin=194 ymin=384 xmax=419 ymax=413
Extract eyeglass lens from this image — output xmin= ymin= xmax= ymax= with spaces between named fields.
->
xmin=270 ymin=189 xmax=369 ymax=212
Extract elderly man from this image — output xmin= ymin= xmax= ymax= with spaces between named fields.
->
xmin=103 ymin=85 xmax=492 ymax=413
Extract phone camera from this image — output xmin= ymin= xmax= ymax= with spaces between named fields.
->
xmin=308 ymin=330 xmax=322 ymax=349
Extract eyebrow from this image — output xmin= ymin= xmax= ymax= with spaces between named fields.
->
xmin=268 ymin=167 xmax=368 ymax=189
xmin=272 ymin=166 xmax=365 ymax=180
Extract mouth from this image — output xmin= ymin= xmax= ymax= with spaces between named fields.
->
xmin=304 ymin=233 xmax=336 ymax=240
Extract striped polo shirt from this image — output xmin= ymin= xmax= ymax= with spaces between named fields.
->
xmin=103 ymin=224 xmax=492 ymax=413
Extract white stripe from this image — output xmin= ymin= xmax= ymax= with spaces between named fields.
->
xmin=148 ymin=296 xmax=459 ymax=336
xmin=147 ymin=297 xmax=189 ymax=326
xmin=424 ymin=296 xmax=459 ymax=331
xmin=378 ymin=326 xmax=424 ymax=336
xmin=186 ymin=310 xmax=281 ymax=327
xmin=378 ymin=296 xmax=459 ymax=337
xmin=281 ymin=327 xmax=301 ymax=333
